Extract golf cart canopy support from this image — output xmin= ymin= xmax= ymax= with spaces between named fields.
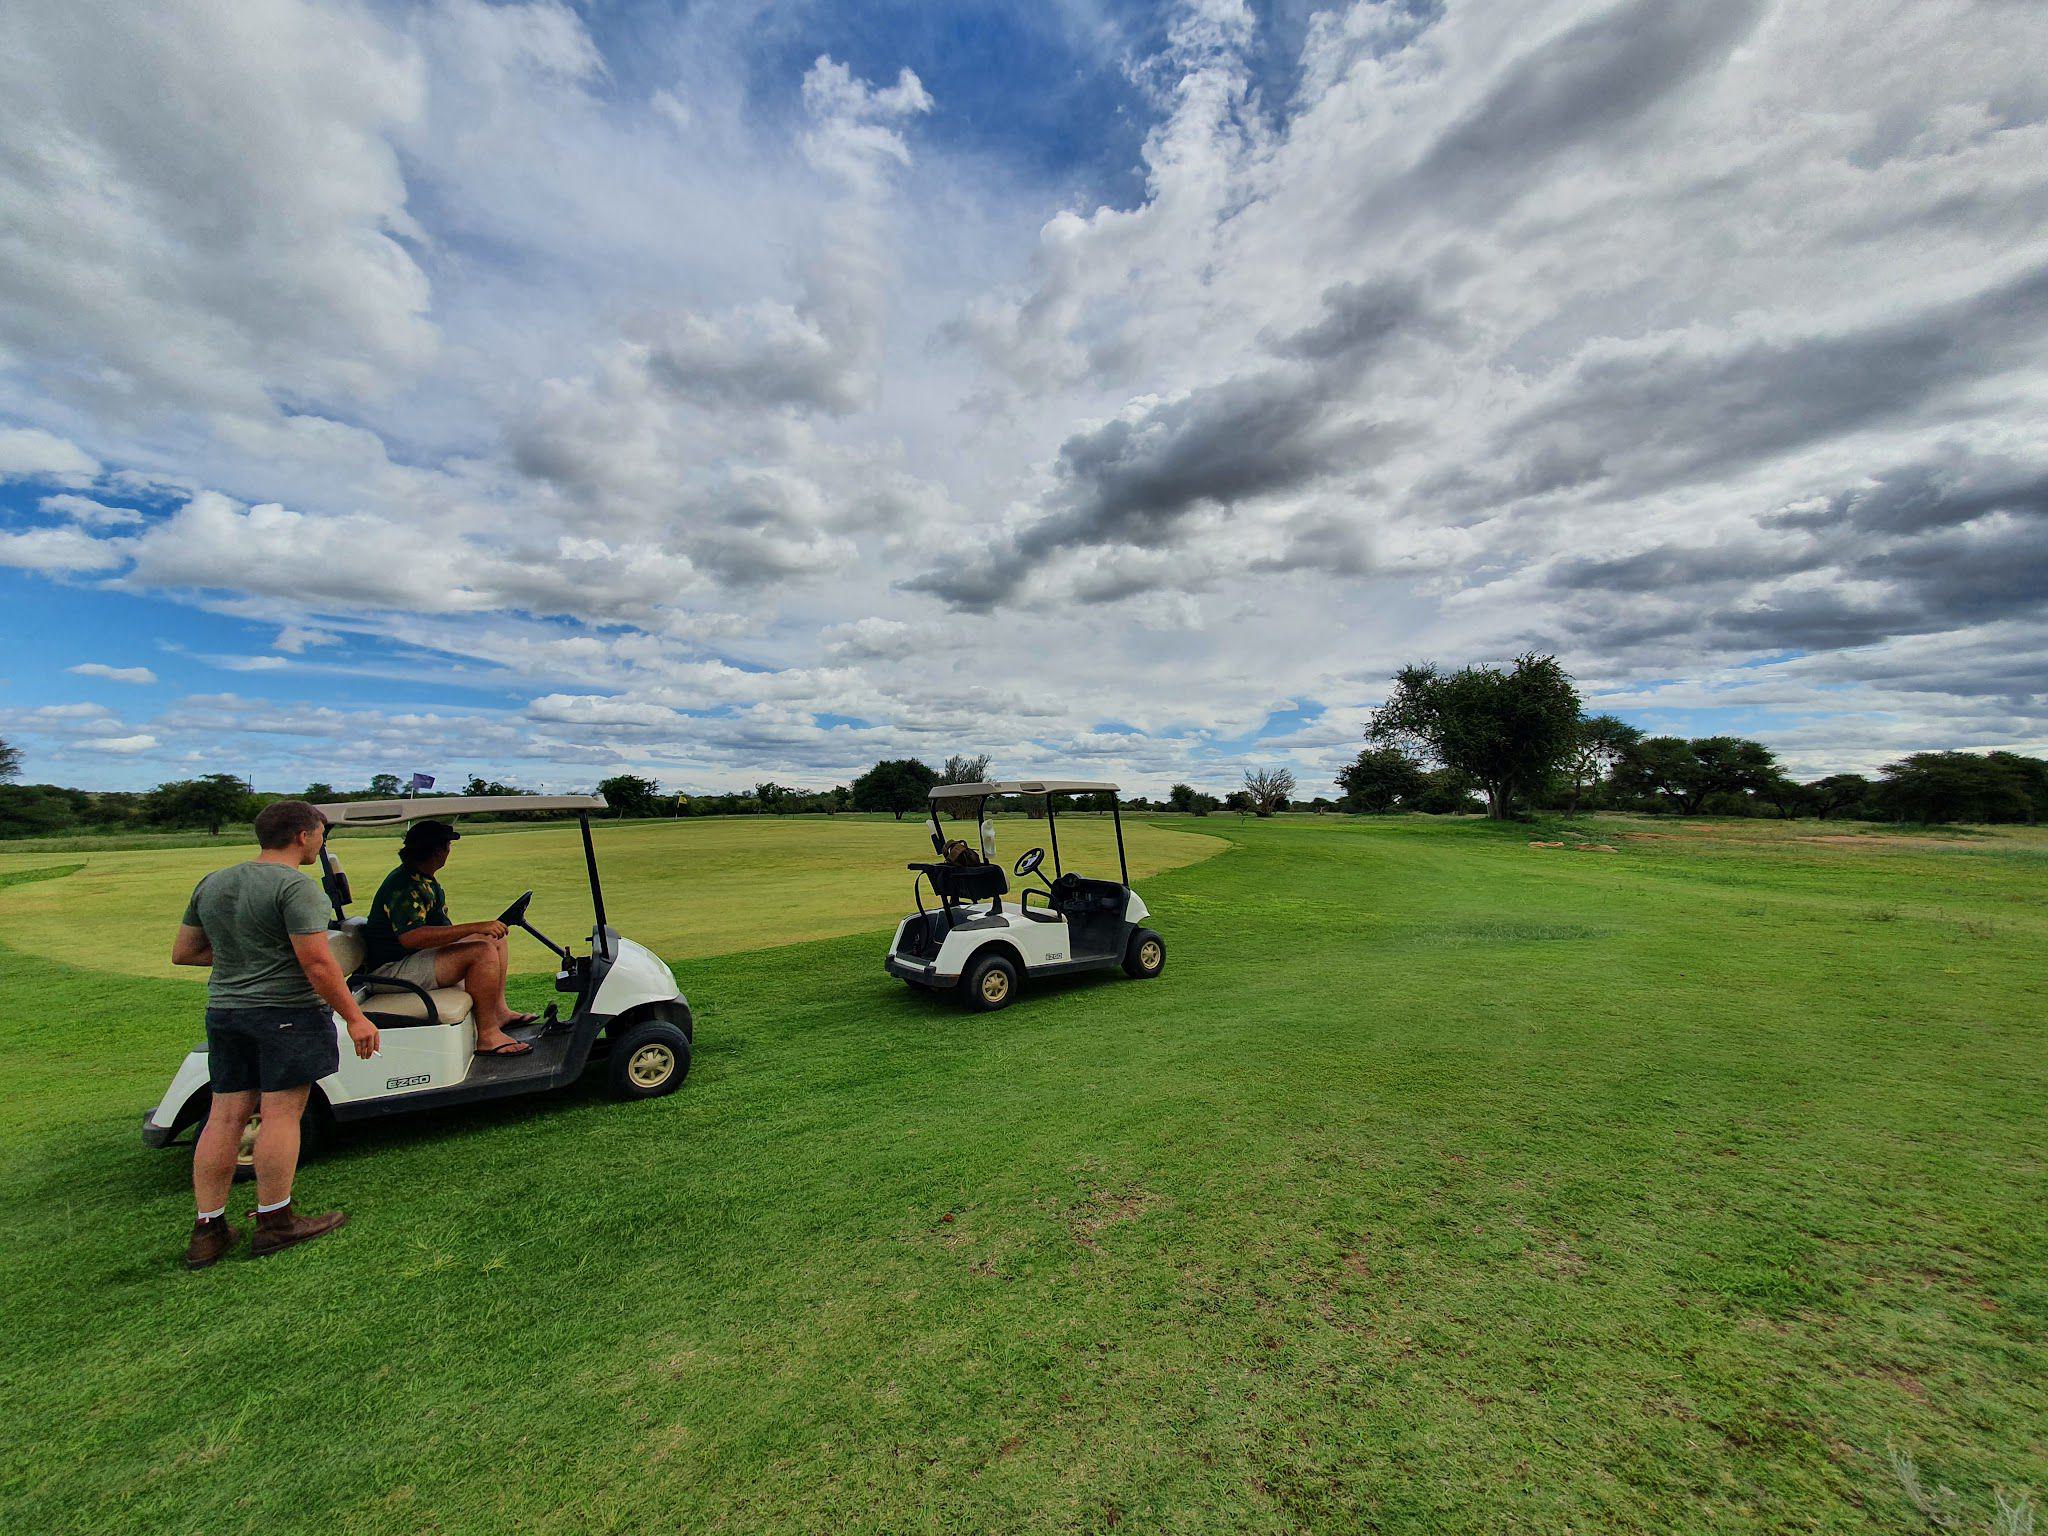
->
xmin=311 ymin=794 xmax=613 ymax=958
xmin=927 ymin=780 xmax=1118 ymax=800
xmin=314 ymin=795 xmax=606 ymax=825
xmin=924 ymin=780 xmax=1127 ymax=887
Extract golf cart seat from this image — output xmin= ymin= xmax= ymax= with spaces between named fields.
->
xmin=912 ymin=861 xmax=1008 ymax=902
xmin=357 ymin=986 xmax=476 ymax=1026
xmin=324 ymin=922 xmax=476 ymax=1027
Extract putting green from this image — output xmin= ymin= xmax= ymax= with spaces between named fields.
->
xmin=0 ymin=813 xmax=1224 ymax=980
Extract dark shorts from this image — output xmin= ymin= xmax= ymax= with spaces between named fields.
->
xmin=204 ymin=1005 xmax=340 ymax=1095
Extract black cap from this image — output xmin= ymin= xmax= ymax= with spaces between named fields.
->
xmin=401 ymin=819 xmax=461 ymax=861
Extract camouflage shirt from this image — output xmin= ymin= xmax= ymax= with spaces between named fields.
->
xmin=362 ymin=863 xmax=450 ymax=969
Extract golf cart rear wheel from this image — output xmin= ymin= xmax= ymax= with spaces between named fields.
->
xmin=609 ymin=1020 xmax=692 ymax=1100
xmin=1123 ymin=929 xmax=1166 ymax=979
xmin=963 ymin=952 xmax=1019 ymax=1013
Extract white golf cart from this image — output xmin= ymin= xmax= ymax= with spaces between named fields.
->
xmin=884 ymin=779 xmax=1165 ymax=1011
xmin=141 ymin=795 xmax=693 ymax=1165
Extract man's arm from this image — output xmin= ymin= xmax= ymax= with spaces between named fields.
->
xmin=171 ymin=924 xmax=213 ymax=967
xmin=398 ymin=918 xmax=508 ymax=950
xmin=290 ymin=932 xmax=381 ymax=1061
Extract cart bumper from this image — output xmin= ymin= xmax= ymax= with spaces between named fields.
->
xmin=140 ymin=1111 xmax=175 ymax=1149
xmin=885 ymin=952 xmax=957 ymax=989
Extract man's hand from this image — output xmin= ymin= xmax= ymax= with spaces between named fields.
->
xmin=346 ymin=1015 xmax=381 ymax=1061
xmin=470 ymin=919 xmax=509 ymax=941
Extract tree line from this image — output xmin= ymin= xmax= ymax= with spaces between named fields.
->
xmin=1326 ymin=654 xmax=2047 ymax=825
xmin=4 ymin=676 xmax=2042 ymax=838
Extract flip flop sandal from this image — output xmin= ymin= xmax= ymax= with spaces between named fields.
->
xmin=504 ymin=1012 xmax=540 ymax=1027
xmin=476 ymin=1039 xmax=534 ymax=1057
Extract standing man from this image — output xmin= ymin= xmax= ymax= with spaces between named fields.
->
xmin=173 ymin=800 xmax=380 ymax=1268
xmin=362 ymin=819 xmax=535 ymax=1056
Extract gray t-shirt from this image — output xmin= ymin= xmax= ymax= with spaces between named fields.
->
xmin=180 ymin=861 xmax=331 ymax=1010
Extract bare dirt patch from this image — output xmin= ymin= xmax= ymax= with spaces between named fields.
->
xmin=1068 ymin=1189 xmax=1158 ymax=1250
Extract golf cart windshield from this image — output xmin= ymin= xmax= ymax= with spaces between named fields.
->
xmin=311 ymin=794 xmax=612 ymax=955
xmin=924 ymin=780 xmax=1128 ymax=887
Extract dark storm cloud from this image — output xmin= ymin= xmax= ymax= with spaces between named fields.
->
xmin=1269 ymin=276 xmax=1432 ymax=367
xmin=1026 ymin=375 xmax=1360 ymax=553
xmin=1552 ymin=540 xmax=1823 ymax=594
xmin=1768 ymin=457 xmax=2048 ymax=534
xmin=900 ymin=560 xmax=1017 ymax=611
xmin=1395 ymin=0 xmax=1768 ymax=216
xmin=1248 ymin=511 xmax=1375 ymax=577
xmin=1544 ymin=450 xmax=2048 ymax=661
xmin=1809 ymin=629 xmax=2048 ymax=707
xmin=906 ymin=278 xmax=1433 ymax=611
xmin=1487 ymin=261 xmax=2048 ymax=508
xmin=905 ymin=375 xmax=1386 ymax=610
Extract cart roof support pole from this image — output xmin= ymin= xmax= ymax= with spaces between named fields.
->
xmin=1112 ymin=797 xmax=1129 ymax=886
xmin=580 ymin=814 xmax=610 ymax=957
xmin=1046 ymin=795 xmax=1061 ymax=878
xmin=317 ymin=842 xmax=346 ymax=924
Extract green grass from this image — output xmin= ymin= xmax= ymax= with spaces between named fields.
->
xmin=0 ymin=812 xmax=1218 ymax=977
xmin=0 ymin=815 xmax=2042 ymax=1533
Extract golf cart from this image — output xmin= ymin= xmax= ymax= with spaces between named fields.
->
xmin=884 ymin=779 xmax=1165 ymax=1011
xmin=141 ymin=795 xmax=693 ymax=1164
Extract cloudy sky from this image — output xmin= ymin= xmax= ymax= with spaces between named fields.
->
xmin=2 ymin=0 xmax=2044 ymax=796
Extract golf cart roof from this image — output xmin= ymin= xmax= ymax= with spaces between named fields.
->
xmin=314 ymin=794 xmax=606 ymax=827
xmin=928 ymin=780 xmax=1119 ymax=800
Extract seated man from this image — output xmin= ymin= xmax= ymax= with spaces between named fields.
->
xmin=362 ymin=819 xmax=536 ymax=1056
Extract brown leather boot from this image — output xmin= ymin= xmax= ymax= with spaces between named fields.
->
xmin=184 ymin=1214 xmax=239 ymax=1270
xmin=251 ymin=1202 xmax=347 ymax=1258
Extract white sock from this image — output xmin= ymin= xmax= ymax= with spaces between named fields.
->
xmin=256 ymin=1195 xmax=292 ymax=1214
xmin=196 ymin=1206 xmax=227 ymax=1222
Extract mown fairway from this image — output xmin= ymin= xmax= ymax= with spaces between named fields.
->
xmin=0 ymin=811 xmax=1216 ymax=978
xmin=0 ymin=815 xmax=2043 ymax=1533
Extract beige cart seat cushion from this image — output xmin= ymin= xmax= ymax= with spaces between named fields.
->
xmin=358 ymin=986 xmax=475 ymax=1025
xmin=326 ymin=925 xmax=368 ymax=974
xmin=325 ymin=924 xmax=474 ymax=1025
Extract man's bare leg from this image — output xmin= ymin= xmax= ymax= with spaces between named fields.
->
xmin=252 ymin=1084 xmax=311 ymax=1209
xmin=435 ymin=937 xmax=518 ymax=1049
xmin=194 ymin=1089 xmax=259 ymax=1215
xmin=248 ymin=1081 xmax=347 ymax=1256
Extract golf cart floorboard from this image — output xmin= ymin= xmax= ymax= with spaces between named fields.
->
xmin=466 ymin=1022 xmax=575 ymax=1086
xmin=331 ymin=1022 xmax=581 ymax=1122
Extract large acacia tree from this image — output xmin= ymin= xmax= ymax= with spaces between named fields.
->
xmin=1366 ymin=654 xmax=1580 ymax=819
xmin=1242 ymin=767 xmax=1295 ymax=817
xmin=1336 ymin=746 xmax=1425 ymax=813
xmin=144 ymin=774 xmax=252 ymax=836
xmin=1563 ymin=714 xmax=1642 ymax=815
xmin=852 ymin=758 xmax=939 ymax=820
xmin=939 ymin=754 xmax=992 ymax=820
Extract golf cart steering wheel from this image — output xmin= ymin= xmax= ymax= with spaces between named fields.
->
xmin=1013 ymin=847 xmax=1045 ymax=879
xmin=498 ymin=891 xmax=534 ymax=927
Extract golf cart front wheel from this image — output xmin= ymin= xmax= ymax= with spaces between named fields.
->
xmin=963 ymin=952 xmax=1019 ymax=1013
xmin=609 ymin=1020 xmax=692 ymax=1100
xmin=1123 ymin=929 xmax=1166 ymax=979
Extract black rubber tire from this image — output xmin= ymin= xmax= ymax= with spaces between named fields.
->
xmin=961 ymin=951 xmax=1019 ymax=1013
xmin=608 ymin=1020 xmax=693 ymax=1100
xmin=1123 ymin=928 xmax=1166 ymax=979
